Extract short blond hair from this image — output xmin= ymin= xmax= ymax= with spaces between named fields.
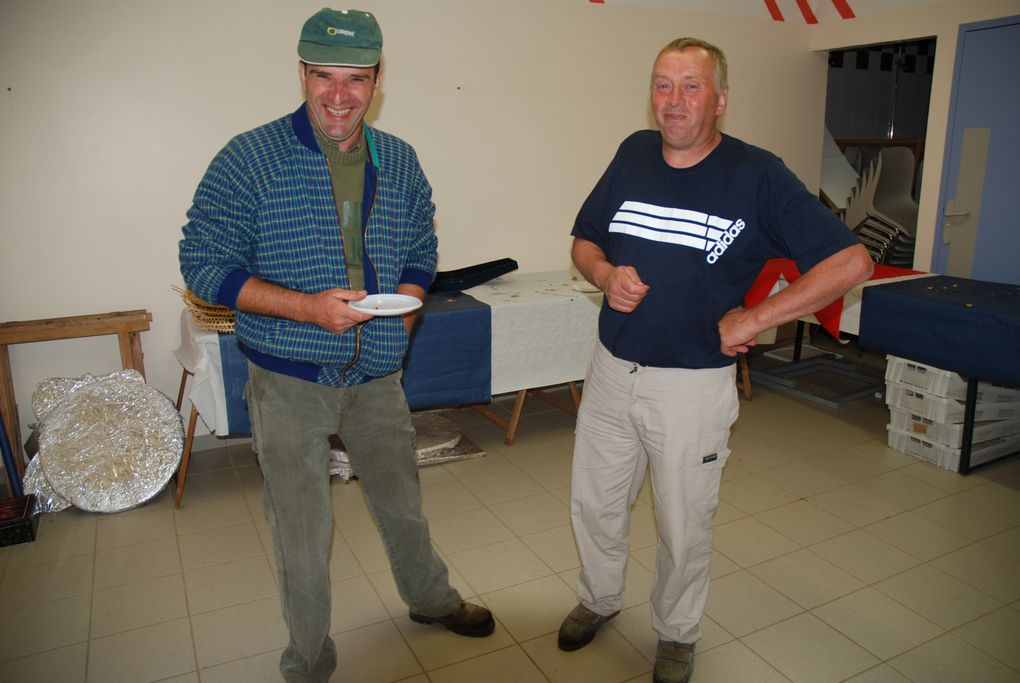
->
xmin=655 ymin=38 xmax=728 ymax=92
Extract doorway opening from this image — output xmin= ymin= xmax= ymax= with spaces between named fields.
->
xmin=821 ymin=38 xmax=937 ymax=268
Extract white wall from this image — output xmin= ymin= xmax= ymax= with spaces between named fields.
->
xmin=4 ymin=0 xmax=1009 ymax=445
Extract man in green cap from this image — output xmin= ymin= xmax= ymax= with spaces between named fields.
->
xmin=180 ymin=8 xmax=495 ymax=682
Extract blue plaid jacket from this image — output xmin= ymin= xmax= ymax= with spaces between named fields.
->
xmin=179 ymin=105 xmax=438 ymax=387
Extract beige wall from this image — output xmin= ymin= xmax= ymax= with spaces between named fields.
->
xmin=0 ymin=0 xmax=1013 ymax=440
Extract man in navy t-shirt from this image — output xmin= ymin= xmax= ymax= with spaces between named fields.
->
xmin=558 ymin=38 xmax=873 ymax=683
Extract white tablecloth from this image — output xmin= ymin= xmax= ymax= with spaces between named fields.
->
xmin=465 ymin=270 xmax=602 ymax=395
xmin=173 ymin=309 xmax=231 ymax=434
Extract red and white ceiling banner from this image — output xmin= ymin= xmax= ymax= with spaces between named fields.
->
xmin=764 ymin=0 xmax=855 ymax=23
xmin=588 ymin=0 xmax=859 ymax=24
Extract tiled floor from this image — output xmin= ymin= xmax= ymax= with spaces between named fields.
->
xmin=2 ymin=376 xmax=1020 ymax=682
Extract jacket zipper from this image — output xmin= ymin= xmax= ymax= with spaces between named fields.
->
xmin=340 ymin=150 xmax=379 ymax=384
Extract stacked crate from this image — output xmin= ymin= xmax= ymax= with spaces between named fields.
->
xmin=884 ymin=355 xmax=1020 ymax=471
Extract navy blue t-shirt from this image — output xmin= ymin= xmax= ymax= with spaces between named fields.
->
xmin=572 ymin=131 xmax=861 ymax=369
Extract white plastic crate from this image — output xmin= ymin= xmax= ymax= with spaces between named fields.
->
xmin=887 ymin=425 xmax=1020 ymax=471
xmin=885 ymin=381 xmax=1020 ymax=423
xmin=888 ymin=406 xmax=1020 ymax=448
xmin=885 ymin=355 xmax=1020 ymax=402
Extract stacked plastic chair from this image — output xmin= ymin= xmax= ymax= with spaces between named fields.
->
xmin=819 ymin=129 xmax=862 ymax=214
xmin=843 ymin=146 xmax=918 ymax=268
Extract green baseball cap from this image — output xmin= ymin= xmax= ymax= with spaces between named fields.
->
xmin=298 ymin=8 xmax=382 ymax=67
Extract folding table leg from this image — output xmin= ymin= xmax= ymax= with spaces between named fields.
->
xmin=175 ymin=368 xmax=192 ymax=412
xmin=738 ymin=354 xmax=752 ymax=400
xmin=175 ymin=404 xmax=198 ymax=508
xmin=504 ymin=390 xmax=529 ymax=446
xmin=470 ymin=382 xmax=583 ymax=446
xmin=532 ymin=387 xmax=579 ymax=415
xmin=568 ymin=381 xmax=581 ymax=410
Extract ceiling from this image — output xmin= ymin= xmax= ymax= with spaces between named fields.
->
xmin=588 ymin=0 xmax=947 ymax=24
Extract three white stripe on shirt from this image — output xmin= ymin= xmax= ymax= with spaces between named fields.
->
xmin=608 ymin=201 xmax=735 ymax=254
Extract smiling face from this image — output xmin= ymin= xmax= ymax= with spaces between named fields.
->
xmin=299 ymin=62 xmax=379 ymax=150
xmin=650 ymin=47 xmax=728 ymax=168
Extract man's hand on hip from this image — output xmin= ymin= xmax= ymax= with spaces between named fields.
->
xmin=718 ymin=306 xmax=758 ymax=357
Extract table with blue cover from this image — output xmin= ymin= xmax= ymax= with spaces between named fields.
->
xmin=402 ymin=291 xmax=491 ymax=410
xmin=229 ymin=290 xmax=493 ymax=415
xmin=859 ymin=275 xmax=1020 ymax=473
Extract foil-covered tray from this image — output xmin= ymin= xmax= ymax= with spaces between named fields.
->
xmin=32 ymin=369 xmax=141 ymax=423
xmin=37 ymin=372 xmax=184 ymax=512
xmin=22 ymin=456 xmax=72 ymax=514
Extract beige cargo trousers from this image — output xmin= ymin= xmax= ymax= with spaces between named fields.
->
xmin=570 ymin=341 xmax=739 ymax=645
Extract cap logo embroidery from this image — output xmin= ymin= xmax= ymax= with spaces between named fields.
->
xmin=327 ymin=27 xmax=356 ymax=37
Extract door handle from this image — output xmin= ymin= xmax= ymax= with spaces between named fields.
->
xmin=942 ymin=200 xmax=969 ymax=244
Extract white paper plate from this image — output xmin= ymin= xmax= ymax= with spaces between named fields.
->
xmin=570 ymin=280 xmax=601 ymax=293
xmin=349 ymin=294 xmax=423 ymax=316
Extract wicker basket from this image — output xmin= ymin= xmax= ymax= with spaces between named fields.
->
xmin=175 ymin=287 xmax=236 ymax=333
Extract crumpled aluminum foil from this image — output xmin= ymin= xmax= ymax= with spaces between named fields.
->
xmin=35 ymin=371 xmax=183 ymax=513
xmin=32 ymin=369 xmax=142 ymax=423
xmin=328 ymin=410 xmax=483 ymax=481
xmin=22 ymin=455 xmax=72 ymax=513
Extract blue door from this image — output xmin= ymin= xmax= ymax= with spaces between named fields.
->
xmin=932 ymin=16 xmax=1020 ymax=285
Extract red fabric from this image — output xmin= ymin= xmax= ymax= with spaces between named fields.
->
xmin=743 ymin=258 xmax=924 ymax=339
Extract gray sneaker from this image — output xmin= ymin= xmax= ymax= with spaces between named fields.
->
xmin=557 ymin=604 xmax=620 ymax=651
xmin=653 ymin=640 xmax=695 ymax=683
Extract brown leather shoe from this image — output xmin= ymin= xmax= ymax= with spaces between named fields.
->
xmin=557 ymin=604 xmax=620 ymax=651
xmin=409 ymin=601 xmax=495 ymax=637
xmin=653 ymin=640 xmax=695 ymax=683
